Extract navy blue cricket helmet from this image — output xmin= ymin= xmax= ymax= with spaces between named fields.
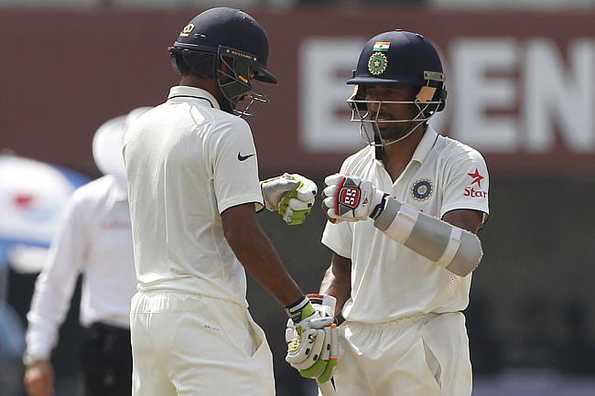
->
xmin=349 ymin=30 xmax=446 ymax=113
xmin=347 ymin=30 xmax=447 ymax=146
xmin=169 ymin=7 xmax=277 ymax=115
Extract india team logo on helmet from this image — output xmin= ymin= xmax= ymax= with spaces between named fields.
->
xmin=368 ymin=52 xmax=388 ymax=76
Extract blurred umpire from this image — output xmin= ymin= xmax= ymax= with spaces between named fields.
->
xmin=23 ymin=108 xmax=149 ymax=396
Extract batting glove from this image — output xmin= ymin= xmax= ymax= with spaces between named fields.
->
xmin=285 ymin=296 xmax=338 ymax=384
xmin=306 ymin=294 xmax=338 ymax=385
xmin=260 ymin=173 xmax=317 ymax=225
xmin=323 ymin=174 xmax=387 ymax=223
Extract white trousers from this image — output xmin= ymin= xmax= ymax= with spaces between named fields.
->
xmin=130 ymin=291 xmax=275 ymax=396
xmin=320 ymin=312 xmax=472 ymax=396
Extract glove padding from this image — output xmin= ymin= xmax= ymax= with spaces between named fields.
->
xmin=323 ymin=174 xmax=386 ymax=223
xmin=260 ymin=173 xmax=317 ymax=225
xmin=285 ymin=299 xmax=338 ymax=384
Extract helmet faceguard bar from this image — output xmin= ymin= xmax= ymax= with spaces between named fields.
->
xmin=349 ymin=98 xmax=435 ymax=147
xmin=347 ymin=99 xmax=442 ymax=124
xmin=170 ymin=43 xmax=271 ymax=117
xmin=216 ymin=46 xmax=270 ymax=117
xmin=346 ymin=80 xmax=445 ymax=147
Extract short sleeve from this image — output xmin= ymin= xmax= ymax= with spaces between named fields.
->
xmin=212 ymin=118 xmax=264 ymax=214
xmin=321 ymin=221 xmax=353 ymax=259
xmin=440 ymin=148 xmax=490 ymax=221
xmin=320 ymin=158 xmax=354 ymax=259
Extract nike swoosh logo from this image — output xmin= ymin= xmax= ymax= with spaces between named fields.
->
xmin=237 ymin=152 xmax=255 ymax=161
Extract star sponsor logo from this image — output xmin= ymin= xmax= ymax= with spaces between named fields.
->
xmin=465 ymin=168 xmax=487 ymax=198
xmin=464 ymin=187 xmax=488 ymax=198
xmin=411 ymin=179 xmax=433 ymax=201
xmin=467 ymin=168 xmax=484 ymax=188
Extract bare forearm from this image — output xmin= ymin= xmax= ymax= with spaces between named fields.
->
xmin=319 ymin=254 xmax=351 ymax=317
xmin=227 ymin=223 xmax=303 ymax=306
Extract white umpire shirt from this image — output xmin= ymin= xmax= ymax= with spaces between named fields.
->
xmin=322 ymin=127 xmax=490 ymax=323
xmin=123 ymin=86 xmax=264 ymax=307
xmin=25 ymin=175 xmax=136 ymax=360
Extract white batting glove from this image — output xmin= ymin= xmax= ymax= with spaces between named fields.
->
xmin=260 ymin=173 xmax=317 ymax=225
xmin=323 ymin=174 xmax=387 ymax=223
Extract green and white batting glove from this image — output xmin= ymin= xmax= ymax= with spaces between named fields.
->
xmin=306 ymin=294 xmax=339 ymax=385
xmin=285 ymin=296 xmax=338 ymax=384
xmin=260 ymin=173 xmax=318 ymax=225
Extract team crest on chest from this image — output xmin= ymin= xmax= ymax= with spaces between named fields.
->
xmin=411 ymin=179 xmax=433 ymax=201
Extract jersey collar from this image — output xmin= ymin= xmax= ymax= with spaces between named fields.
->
xmin=374 ymin=126 xmax=439 ymax=167
xmin=167 ymin=86 xmax=221 ymax=110
xmin=411 ymin=126 xmax=439 ymax=164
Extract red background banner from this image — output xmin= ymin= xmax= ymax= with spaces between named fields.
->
xmin=2 ymin=8 xmax=595 ymax=174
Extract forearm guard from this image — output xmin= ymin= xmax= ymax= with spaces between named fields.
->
xmin=373 ymin=197 xmax=483 ymax=277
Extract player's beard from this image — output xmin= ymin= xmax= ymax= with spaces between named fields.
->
xmin=374 ymin=121 xmax=416 ymax=143
xmin=373 ymin=104 xmax=422 ymax=144
xmin=360 ymin=117 xmax=422 ymax=146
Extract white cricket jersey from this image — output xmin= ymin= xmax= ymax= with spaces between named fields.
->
xmin=123 ymin=86 xmax=263 ymax=307
xmin=25 ymin=176 xmax=136 ymax=359
xmin=322 ymin=128 xmax=490 ymax=323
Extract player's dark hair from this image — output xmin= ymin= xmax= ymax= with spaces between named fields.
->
xmin=171 ymin=51 xmax=216 ymax=79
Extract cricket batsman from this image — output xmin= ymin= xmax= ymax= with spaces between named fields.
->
xmin=123 ymin=8 xmax=334 ymax=396
xmin=315 ymin=30 xmax=490 ymax=395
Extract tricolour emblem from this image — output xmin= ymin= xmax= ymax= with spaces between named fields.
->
xmin=373 ymin=41 xmax=391 ymax=52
